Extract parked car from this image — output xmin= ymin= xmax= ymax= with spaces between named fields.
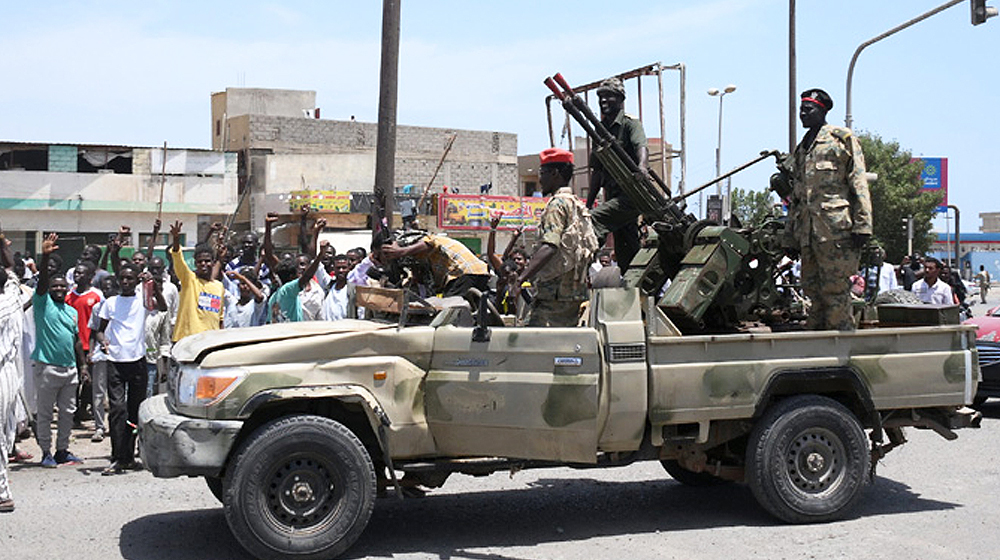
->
xmin=962 ymin=306 xmax=1000 ymax=405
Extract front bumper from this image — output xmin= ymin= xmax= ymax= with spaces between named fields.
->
xmin=138 ymin=394 xmax=244 ymax=478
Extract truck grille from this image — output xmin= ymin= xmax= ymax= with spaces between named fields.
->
xmin=607 ymin=343 xmax=646 ymax=363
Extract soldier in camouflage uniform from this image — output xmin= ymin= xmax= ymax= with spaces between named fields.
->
xmin=785 ymin=88 xmax=872 ymax=331
xmin=587 ymin=77 xmax=650 ymax=273
xmin=518 ymin=148 xmax=598 ymax=327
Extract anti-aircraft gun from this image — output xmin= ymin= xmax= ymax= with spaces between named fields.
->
xmin=544 ymin=73 xmax=796 ymax=332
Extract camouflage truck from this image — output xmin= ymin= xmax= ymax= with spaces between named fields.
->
xmin=138 ymin=288 xmax=981 ymax=560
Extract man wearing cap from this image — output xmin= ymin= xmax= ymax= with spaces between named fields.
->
xmin=518 ymin=148 xmax=598 ymax=327
xmin=586 ymin=77 xmax=649 ymax=273
xmin=785 ymin=88 xmax=872 ymax=331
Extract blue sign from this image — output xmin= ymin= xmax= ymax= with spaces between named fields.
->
xmin=913 ymin=157 xmax=948 ymax=212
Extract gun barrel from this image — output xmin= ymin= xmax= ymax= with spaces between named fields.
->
xmin=674 ymin=150 xmax=781 ymax=204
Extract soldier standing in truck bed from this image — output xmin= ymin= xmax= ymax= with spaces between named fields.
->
xmin=518 ymin=148 xmax=598 ymax=327
xmin=784 ymin=88 xmax=872 ymax=331
xmin=586 ymin=77 xmax=650 ymax=273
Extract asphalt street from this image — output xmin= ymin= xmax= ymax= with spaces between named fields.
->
xmin=2 ymin=286 xmax=998 ymax=560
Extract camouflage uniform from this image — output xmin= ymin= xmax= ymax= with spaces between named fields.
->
xmin=589 ymin=110 xmax=647 ymax=271
xmin=785 ymin=124 xmax=872 ymax=331
xmin=526 ymin=188 xmax=596 ymax=327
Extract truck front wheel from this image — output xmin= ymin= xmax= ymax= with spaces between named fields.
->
xmin=747 ymin=395 xmax=869 ymax=523
xmin=223 ymin=414 xmax=376 ymax=560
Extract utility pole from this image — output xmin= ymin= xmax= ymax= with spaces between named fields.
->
xmin=374 ymin=0 xmax=401 ymax=233
xmin=788 ymin=0 xmax=797 ymax=154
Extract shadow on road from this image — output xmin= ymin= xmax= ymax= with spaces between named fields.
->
xmin=117 ymin=475 xmax=960 ymax=560
xmin=119 ymin=508 xmax=243 ymax=560
xmin=345 ymin=475 xmax=959 ymax=559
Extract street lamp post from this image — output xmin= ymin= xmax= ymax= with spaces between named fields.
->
xmin=709 ymin=84 xmax=737 ymax=223
xmin=845 ymin=0 xmax=970 ymax=129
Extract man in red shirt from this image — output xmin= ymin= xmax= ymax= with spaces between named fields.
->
xmin=65 ymin=261 xmax=105 ymax=440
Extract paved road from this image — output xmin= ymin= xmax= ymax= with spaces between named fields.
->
xmin=2 ymin=286 xmax=998 ymax=559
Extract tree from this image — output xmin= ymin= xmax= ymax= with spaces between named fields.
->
xmin=857 ymin=132 xmax=942 ymax=263
xmin=730 ymin=187 xmax=776 ymax=227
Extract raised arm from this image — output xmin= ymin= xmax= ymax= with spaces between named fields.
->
xmin=486 ymin=213 xmax=503 ymax=272
xmin=109 ymin=225 xmax=130 ymax=275
xmin=145 ymin=218 xmax=161 ymax=259
xmin=212 ymin=242 xmax=229 ymax=282
xmin=226 ymin=270 xmax=266 ymax=303
xmin=297 ymin=218 xmax=326 ymax=290
xmin=502 ymin=224 xmax=525 ymax=262
xmin=262 ymin=212 xmax=280 ymax=271
xmin=297 ymin=205 xmax=314 ymax=256
xmin=201 ymin=221 xmax=223 ymax=247
xmin=36 ymin=232 xmax=59 ymax=296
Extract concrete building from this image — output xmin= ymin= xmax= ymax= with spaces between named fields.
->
xmin=0 ymin=141 xmax=236 ymax=261
xmin=211 ymin=87 xmax=518 ymax=233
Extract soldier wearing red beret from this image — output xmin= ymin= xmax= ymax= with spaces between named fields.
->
xmin=517 ymin=149 xmax=598 ymax=327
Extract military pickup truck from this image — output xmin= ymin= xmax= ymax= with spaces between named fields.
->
xmin=139 ymin=287 xmax=981 ymax=560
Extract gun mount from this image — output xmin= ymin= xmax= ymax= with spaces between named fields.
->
xmin=545 ymin=72 xmax=796 ymax=332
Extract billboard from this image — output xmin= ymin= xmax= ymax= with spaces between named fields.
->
xmin=913 ymin=157 xmax=948 ymax=211
xmin=438 ymin=194 xmax=555 ymax=230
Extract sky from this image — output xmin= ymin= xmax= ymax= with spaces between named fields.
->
xmin=2 ymin=0 xmax=997 ymax=232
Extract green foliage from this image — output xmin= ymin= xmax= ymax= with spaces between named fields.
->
xmin=857 ymin=132 xmax=942 ymax=263
xmin=730 ymin=187 xmax=776 ymax=227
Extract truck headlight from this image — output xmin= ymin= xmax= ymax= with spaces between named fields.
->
xmin=176 ymin=365 xmax=247 ymax=407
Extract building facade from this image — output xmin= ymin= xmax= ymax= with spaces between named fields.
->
xmin=212 ymin=88 xmax=518 ymax=232
xmin=0 ymin=142 xmax=236 ymax=261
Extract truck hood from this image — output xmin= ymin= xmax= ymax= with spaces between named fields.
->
xmin=172 ymin=320 xmax=393 ymax=363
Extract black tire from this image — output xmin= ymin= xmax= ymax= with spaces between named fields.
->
xmin=223 ymin=415 xmax=376 ymax=560
xmin=661 ymin=460 xmax=727 ymax=487
xmin=205 ymin=476 xmax=225 ymax=504
xmin=746 ymin=395 xmax=869 ymax=524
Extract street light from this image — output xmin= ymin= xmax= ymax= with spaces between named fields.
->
xmin=845 ymin=0 xmax=994 ymax=129
xmin=709 ymin=84 xmax=737 ymax=223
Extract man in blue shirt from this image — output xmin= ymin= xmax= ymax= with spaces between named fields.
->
xmin=33 ymin=233 xmax=87 ymax=467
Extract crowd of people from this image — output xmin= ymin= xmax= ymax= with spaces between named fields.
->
xmin=0 ymin=190 xmax=615 ymax=511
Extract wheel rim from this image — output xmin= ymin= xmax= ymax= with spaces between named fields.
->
xmin=264 ymin=453 xmax=344 ymax=533
xmin=784 ymin=427 xmax=846 ymax=496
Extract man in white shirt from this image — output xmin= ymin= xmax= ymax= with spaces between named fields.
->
xmin=912 ymin=257 xmax=954 ymax=305
xmin=875 ymin=249 xmax=899 ymax=294
xmin=94 ymin=264 xmax=166 ymax=475
xmin=321 ymin=255 xmax=357 ymax=321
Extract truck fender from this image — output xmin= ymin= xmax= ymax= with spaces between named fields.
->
xmin=238 ymin=384 xmax=389 ymax=452
xmin=754 ymin=367 xmax=879 ymax=430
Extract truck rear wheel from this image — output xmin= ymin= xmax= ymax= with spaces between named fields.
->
xmin=746 ymin=395 xmax=869 ymax=523
xmin=223 ymin=414 xmax=376 ymax=560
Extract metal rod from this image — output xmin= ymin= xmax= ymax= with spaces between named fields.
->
xmin=675 ymin=150 xmax=780 ymax=204
xmin=789 ymin=0 xmax=796 ymax=154
xmin=417 ymin=133 xmax=456 ymax=210
xmin=656 ymin=62 xmax=668 ymax=194
xmin=636 ymin=72 xmax=643 ymax=122
xmin=374 ymin=0 xmax=401 ymax=233
xmin=157 ymin=141 xmax=167 ymax=220
xmin=845 ymin=0 xmax=963 ymax=129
